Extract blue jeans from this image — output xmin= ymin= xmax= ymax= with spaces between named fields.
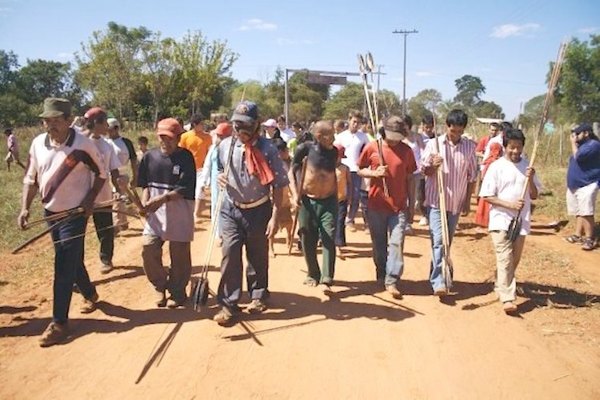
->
xmin=218 ymin=199 xmax=271 ymax=309
xmin=367 ymin=209 xmax=407 ymax=285
xmin=427 ymin=207 xmax=460 ymax=291
xmin=92 ymin=207 xmax=114 ymax=265
xmin=46 ymin=210 xmax=96 ymax=324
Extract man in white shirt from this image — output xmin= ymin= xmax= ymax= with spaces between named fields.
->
xmin=334 ymin=111 xmax=370 ymax=229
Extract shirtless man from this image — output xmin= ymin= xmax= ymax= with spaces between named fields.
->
xmin=289 ymin=121 xmax=338 ymax=292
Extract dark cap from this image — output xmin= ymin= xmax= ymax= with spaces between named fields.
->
xmin=231 ymin=101 xmax=258 ymax=124
xmin=39 ymin=97 xmax=71 ymax=118
xmin=383 ymin=116 xmax=407 ymax=141
xmin=572 ymin=123 xmax=592 ymax=134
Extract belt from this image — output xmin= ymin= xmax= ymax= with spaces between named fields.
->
xmin=233 ymin=195 xmax=269 ymax=210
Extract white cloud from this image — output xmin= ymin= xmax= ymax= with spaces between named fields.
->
xmin=239 ymin=19 xmax=277 ymax=31
xmin=578 ymin=27 xmax=599 ymax=34
xmin=490 ymin=23 xmax=540 ymax=38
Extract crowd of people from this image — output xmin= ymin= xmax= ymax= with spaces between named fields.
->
xmin=7 ymin=96 xmax=600 ymax=347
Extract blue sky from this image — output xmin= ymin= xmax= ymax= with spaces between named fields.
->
xmin=0 ymin=0 xmax=598 ymax=119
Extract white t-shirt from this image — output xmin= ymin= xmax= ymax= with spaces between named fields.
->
xmin=334 ymin=129 xmax=370 ymax=172
xmin=108 ymin=136 xmax=132 ymax=174
xmin=279 ymin=127 xmax=296 ymax=143
xmin=479 ymin=157 xmax=542 ymax=235
xmin=91 ymin=136 xmax=120 ymax=203
xmin=24 ymin=130 xmax=107 ymax=212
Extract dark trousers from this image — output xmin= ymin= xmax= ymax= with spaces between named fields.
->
xmin=347 ymin=172 xmax=361 ymax=223
xmin=218 ymin=199 xmax=271 ymax=309
xmin=299 ymin=195 xmax=337 ymax=284
xmin=92 ymin=207 xmax=114 ymax=265
xmin=46 ymin=210 xmax=96 ymax=324
xmin=335 ymin=200 xmax=348 ymax=246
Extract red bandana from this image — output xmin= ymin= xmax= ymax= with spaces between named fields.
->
xmin=245 ymin=143 xmax=274 ymax=185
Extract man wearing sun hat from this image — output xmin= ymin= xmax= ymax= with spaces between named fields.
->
xmin=357 ymin=116 xmax=416 ymax=299
xmin=18 ymin=97 xmax=107 ymax=347
xmin=213 ymin=100 xmax=289 ymax=325
xmin=137 ymin=117 xmax=196 ymax=308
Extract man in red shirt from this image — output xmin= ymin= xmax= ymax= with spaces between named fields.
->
xmin=358 ymin=116 xmax=416 ymax=298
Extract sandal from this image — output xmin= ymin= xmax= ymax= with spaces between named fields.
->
xmin=565 ymin=235 xmax=582 ymax=244
xmin=582 ymin=237 xmax=596 ymax=251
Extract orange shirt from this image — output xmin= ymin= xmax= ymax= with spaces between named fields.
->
xmin=179 ymin=130 xmax=212 ymax=171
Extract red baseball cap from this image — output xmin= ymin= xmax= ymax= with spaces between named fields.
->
xmin=156 ymin=118 xmax=183 ymax=138
xmin=84 ymin=107 xmax=106 ymax=120
xmin=213 ymin=122 xmax=233 ymax=138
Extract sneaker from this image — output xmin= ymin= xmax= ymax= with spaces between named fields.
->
xmin=247 ymin=299 xmax=267 ymax=314
xmin=386 ymin=285 xmax=402 ymax=299
xmin=213 ymin=307 xmax=235 ymax=326
xmin=582 ymin=237 xmax=596 ymax=251
xmin=39 ymin=322 xmax=69 ymax=348
xmin=80 ymin=292 xmax=99 ymax=314
xmin=418 ymin=216 xmax=428 ymax=226
xmin=100 ymin=262 xmax=113 ymax=274
xmin=154 ymin=290 xmax=167 ymax=308
xmin=167 ymin=297 xmax=186 ymax=309
xmin=433 ymin=287 xmax=448 ymax=296
xmin=503 ymin=301 xmax=518 ymax=314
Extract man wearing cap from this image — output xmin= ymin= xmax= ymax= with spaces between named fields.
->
xmin=83 ymin=107 xmax=123 ymax=275
xmin=106 ymin=117 xmax=138 ymax=233
xmin=137 ymin=118 xmax=195 ymax=308
xmin=18 ymin=97 xmax=107 ymax=347
xmin=289 ymin=121 xmax=339 ymax=292
xmin=565 ymin=123 xmax=600 ymax=251
xmin=213 ymin=100 xmax=289 ymax=325
xmin=357 ymin=116 xmax=416 ymax=297
xmin=421 ymin=109 xmax=477 ymax=296
xmin=179 ymin=113 xmax=212 ymax=223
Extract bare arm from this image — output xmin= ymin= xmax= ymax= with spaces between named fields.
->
xmin=81 ymin=176 xmax=106 ymax=217
xmin=17 ymin=183 xmax=38 ymax=229
xmin=266 ymin=186 xmax=283 ymax=238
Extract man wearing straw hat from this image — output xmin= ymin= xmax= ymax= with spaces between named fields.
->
xmin=137 ymin=118 xmax=196 ymax=308
xmin=213 ymin=100 xmax=289 ymax=326
xmin=17 ymin=97 xmax=107 ymax=347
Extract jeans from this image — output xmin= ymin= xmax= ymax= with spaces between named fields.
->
xmin=92 ymin=206 xmax=114 ymax=265
xmin=299 ymin=195 xmax=337 ymax=284
xmin=335 ymin=200 xmax=347 ymax=246
xmin=218 ymin=199 xmax=271 ymax=309
xmin=46 ymin=210 xmax=96 ymax=324
xmin=346 ymin=172 xmax=362 ymax=223
xmin=427 ymin=207 xmax=460 ymax=291
xmin=367 ymin=209 xmax=407 ymax=285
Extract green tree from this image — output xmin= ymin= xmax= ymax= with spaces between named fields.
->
xmin=76 ymin=22 xmax=150 ymax=119
xmin=407 ymin=89 xmax=443 ymax=123
xmin=473 ymin=100 xmax=504 ymax=119
xmin=15 ymin=59 xmax=74 ymax=105
xmin=454 ymin=75 xmax=485 ymax=108
xmin=555 ymin=34 xmax=600 ymax=122
xmin=322 ymin=83 xmax=364 ymax=120
xmin=0 ymin=50 xmax=19 ymax=94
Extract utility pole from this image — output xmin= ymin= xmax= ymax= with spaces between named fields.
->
xmin=392 ymin=29 xmax=418 ymax=116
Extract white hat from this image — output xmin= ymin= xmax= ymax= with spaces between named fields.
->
xmin=261 ymin=118 xmax=277 ymax=128
xmin=107 ymin=118 xmax=120 ymax=128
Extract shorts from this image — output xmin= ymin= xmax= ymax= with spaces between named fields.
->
xmin=566 ymin=182 xmax=598 ymax=216
xmin=5 ymin=151 xmax=18 ymax=162
xmin=195 ymin=168 xmax=205 ymax=200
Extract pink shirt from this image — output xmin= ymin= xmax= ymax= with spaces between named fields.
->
xmin=421 ymin=134 xmax=477 ymax=214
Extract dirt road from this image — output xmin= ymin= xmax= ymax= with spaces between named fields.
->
xmin=0 ymin=210 xmax=598 ymax=399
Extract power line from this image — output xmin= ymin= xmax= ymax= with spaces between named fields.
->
xmin=392 ymin=29 xmax=418 ymax=116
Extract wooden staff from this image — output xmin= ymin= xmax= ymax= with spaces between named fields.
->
xmin=288 ymin=158 xmax=308 ymax=255
xmin=507 ymin=42 xmax=567 ymax=241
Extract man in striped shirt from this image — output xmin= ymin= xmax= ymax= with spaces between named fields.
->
xmin=421 ymin=109 xmax=477 ymax=296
